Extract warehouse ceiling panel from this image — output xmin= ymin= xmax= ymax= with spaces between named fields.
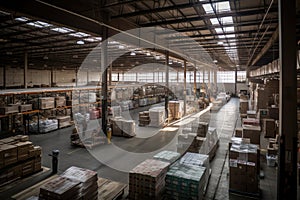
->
xmin=1 ymin=0 xmax=298 ymax=71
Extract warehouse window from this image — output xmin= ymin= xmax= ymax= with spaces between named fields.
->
xmin=237 ymin=71 xmax=247 ymax=82
xmin=217 ymin=71 xmax=235 ymax=83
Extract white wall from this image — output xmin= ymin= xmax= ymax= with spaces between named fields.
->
xmin=0 ymin=67 xmax=104 ymax=87
xmin=217 ymin=83 xmax=248 ymax=94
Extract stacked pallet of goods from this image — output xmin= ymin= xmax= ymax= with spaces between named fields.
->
xmin=148 ymin=107 xmax=165 ymax=127
xmin=168 ymin=101 xmax=184 ymax=120
xmin=110 ymin=117 xmax=136 ymax=137
xmin=39 ymin=166 xmax=98 ymax=200
xmin=229 ymin=140 xmax=260 ymax=195
xmin=138 ymin=111 xmax=150 ymax=126
xmin=0 ymin=135 xmax=42 ymax=186
xmin=165 ymin=162 xmax=206 ymax=200
xmin=129 ymin=159 xmax=169 ymax=200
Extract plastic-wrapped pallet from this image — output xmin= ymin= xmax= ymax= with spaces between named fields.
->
xmin=122 ymin=120 xmax=136 ymax=137
xmin=153 ymin=150 xmax=181 ymax=163
xmin=111 ymin=106 xmax=121 ymax=117
xmin=129 ymin=159 xmax=169 ymax=200
xmin=148 ymin=107 xmax=165 ymax=127
xmin=179 ymin=153 xmax=210 ymax=193
xmin=191 ymin=122 xmax=209 ymax=137
xmin=166 ymin=162 xmax=206 ymax=200
xmin=61 ymin=166 xmax=98 ymax=200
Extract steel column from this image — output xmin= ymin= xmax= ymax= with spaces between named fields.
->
xmin=184 ymin=60 xmax=187 ymax=115
xmin=3 ymin=65 xmax=6 ymax=89
xmin=101 ymin=27 xmax=108 ymax=135
xmin=165 ymin=51 xmax=169 ymax=119
xmin=277 ymin=0 xmax=297 ymax=199
xmin=24 ymin=52 xmax=28 ymax=89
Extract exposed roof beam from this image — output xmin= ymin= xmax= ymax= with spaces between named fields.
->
xmin=139 ymin=7 xmax=277 ymax=27
xmin=111 ymin=0 xmax=229 ymax=19
xmin=250 ymin=26 xmax=279 ymax=66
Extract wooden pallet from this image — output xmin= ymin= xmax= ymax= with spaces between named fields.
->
xmin=98 ymin=177 xmax=128 ymax=200
xmin=10 ymin=169 xmax=55 ymax=200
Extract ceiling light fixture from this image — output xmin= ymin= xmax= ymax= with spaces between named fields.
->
xmin=118 ymin=45 xmax=125 ymax=49
xmin=217 ymin=41 xmax=224 ymax=45
xmin=213 ymin=60 xmax=218 ymax=63
xmin=130 ymin=52 xmax=136 ymax=56
xmin=72 ymin=55 xmax=78 ymax=58
xmin=76 ymin=40 xmax=84 ymax=45
xmin=146 ymin=52 xmax=151 ymax=56
xmin=43 ymin=55 xmax=48 ymax=60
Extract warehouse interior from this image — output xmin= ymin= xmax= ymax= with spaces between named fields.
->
xmin=0 ymin=0 xmax=299 ymax=199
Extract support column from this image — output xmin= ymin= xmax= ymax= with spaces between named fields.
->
xmin=24 ymin=52 xmax=28 ymax=88
xmin=165 ymin=51 xmax=169 ymax=119
xmin=87 ymin=70 xmax=89 ymax=85
xmin=101 ymin=27 xmax=108 ymax=135
xmin=214 ymin=70 xmax=217 ymax=84
xmin=183 ymin=60 xmax=187 ymax=115
xmin=117 ymin=72 xmax=120 ymax=81
xmin=3 ymin=65 xmax=6 ymax=89
xmin=109 ymin=63 xmax=112 ymax=86
xmin=208 ymin=70 xmax=211 ymax=84
xmin=278 ymin=0 xmax=297 ymax=199
xmin=122 ymin=72 xmax=124 ymax=82
xmin=177 ymin=70 xmax=179 ymax=83
xmin=194 ymin=66 xmax=197 ymax=96
xmin=51 ymin=66 xmax=54 ymax=87
xmin=136 ymin=72 xmax=138 ymax=82
xmin=202 ymin=69 xmax=205 ymax=83
xmin=234 ymin=68 xmax=238 ymax=96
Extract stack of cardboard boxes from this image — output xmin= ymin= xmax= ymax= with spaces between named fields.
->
xmin=229 ymin=142 xmax=260 ymax=194
xmin=139 ymin=111 xmax=150 ymax=126
xmin=0 ymin=135 xmax=42 ymax=185
xmin=168 ymin=101 xmax=184 ymax=120
xmin=129 ymin=159 xmax=169 ymax=199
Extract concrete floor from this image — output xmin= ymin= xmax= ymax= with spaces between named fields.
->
xmin=4 ymin=98 xmax=280 ymax=199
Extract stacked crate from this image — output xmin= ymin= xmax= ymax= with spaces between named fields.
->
xmin=55 ymin=96 xmax=66 ymax=107
xmin=166 ymin=162 xmax=206 ymax=200
xmin=129 ymin=159 xmax=169 ymax=200
xmin=56 ymin=116 xmax=71 ymax=129
xmin=0 ymin=136 xmax=42 ymax=185
xmin=19 ymin=104 xmax=33 ymax=112
xmin=0 ymin=104 xmax=19 ymax=115
xmin=61 ymin=166 xmax=98 ymax=200
xmin=139 ymin=111 xmax=150 ymax=126
xmin=39 ymin=97 xmax=55 ymax=109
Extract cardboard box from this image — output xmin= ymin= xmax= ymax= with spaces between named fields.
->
xmin=263 ymin=119 xmax=276 ymax=138
xmin=235 ymin=128 xmax=243 ymax=137
xmin=39 ymin=97 xmax=55 ymax=109
xmin=243 ymin=125 xmax=261 ymax=145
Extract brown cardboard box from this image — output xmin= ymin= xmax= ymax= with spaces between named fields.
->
xmin=268 ymin=107 xmax=279 ymax=120
xmin=243 ymin=125 xmax=261 ymax=145
xmin=235 ymin=128 xmax=243 ymax=137
xmin=263 ymin=119 xmax=276 ymax=138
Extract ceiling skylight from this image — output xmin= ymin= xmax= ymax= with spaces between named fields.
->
xmin=224 ymin=26 xmax=234 ymax=32
xmin=210 ymin=18 xmax=219 ymax=25
xmin=69 ymin=32 xmax=91 ymax=38
xmin=51 ymin=27 xmax=74 ymax=33
xmin=202 ymin=1 xmax=231 ymax=14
